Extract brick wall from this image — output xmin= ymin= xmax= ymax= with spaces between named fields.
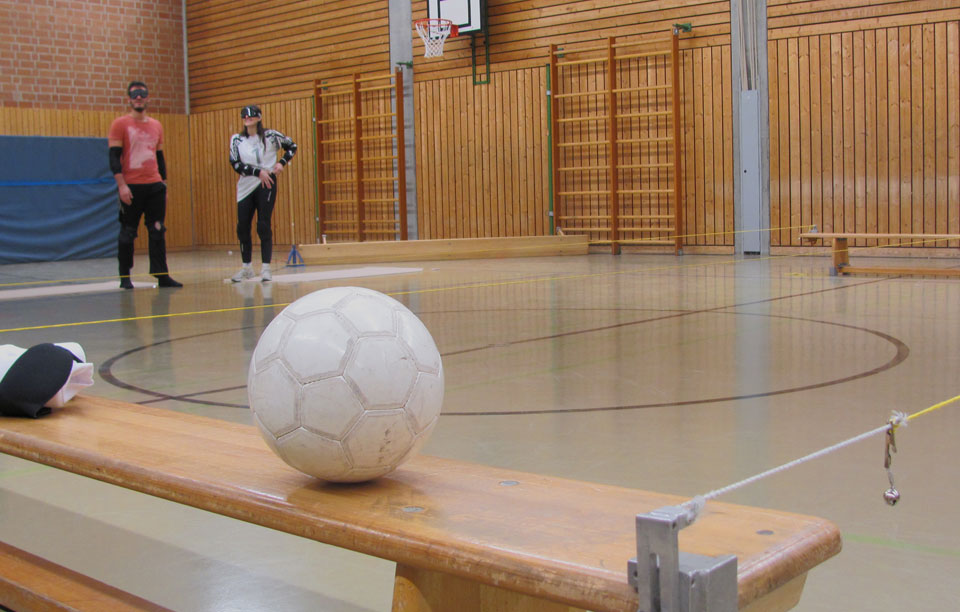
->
xmin=0 ymin=0 xmax=185 ymax=114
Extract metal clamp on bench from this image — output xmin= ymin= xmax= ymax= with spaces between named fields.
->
xmin=628 ymin=505 xmax=738 ymax=612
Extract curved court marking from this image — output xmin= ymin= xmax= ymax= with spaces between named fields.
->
xmin=99 ymin=309 xmax=908 ymax=416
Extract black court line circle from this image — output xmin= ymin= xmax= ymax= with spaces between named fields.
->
xmin=99 ymin=277 xmax=909 ymax=415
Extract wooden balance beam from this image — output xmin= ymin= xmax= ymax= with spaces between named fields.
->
xmin=799 ymin=232 xmax=960 ymax=277
xmin=298 ymin=235 xmax=589 ymax=266
xmin=0 ymin=396 xmax=840 ymax=611
xmin=0 ymin=540 xmax=170 ymax=612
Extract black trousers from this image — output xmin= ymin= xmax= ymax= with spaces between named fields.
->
xmin=118 ymin=182 xmax=169 ymax=276
xmin=236 ymin=180 xmax=277 ymax=264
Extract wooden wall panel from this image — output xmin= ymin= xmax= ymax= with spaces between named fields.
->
xmin=679 ymin=45 xmax=733 ymax=247
xmin=413 ymin=0 xmax=731 ymax=81
xmin=0 ymin=108 xmax=193 ymax=251
xmin=189 ymin=98 xmax=317 ymax=249
xmin=186 ymin=0 xmax=390 ymax=112
xmin=769 ymin=22 xmax=960 ymax=248
xmin=769 ymin=0 xmax=960 ymax=38
xmin=414 ymin=66 xmax=549 ymax=239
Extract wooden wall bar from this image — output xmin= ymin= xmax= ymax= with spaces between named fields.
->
xmin=413 ymin=39 xmax=733 ymax=245
xmin=189 ymin=98 xmax=318 ymax=249
xmin=0 ymin=107 xmax=193 ymax=251
xmin=769 ymin=21 xmax=960 ymax=248
xmin=186 ymin=0 xmax=390 ymax=113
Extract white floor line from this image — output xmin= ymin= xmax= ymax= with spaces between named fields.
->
xmin=0 ymin=281 xmax=154 ymax=301
xmin=221 ymin=266 xmax=422 ymax=285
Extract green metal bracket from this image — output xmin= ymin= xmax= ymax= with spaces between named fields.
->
xmin=395 ymin=61 xmax=413 ymax=70
xmin=673 ymin=23 xmax=693 ymax=34
xmin=472 ymin=31 xmax=490 ymax=86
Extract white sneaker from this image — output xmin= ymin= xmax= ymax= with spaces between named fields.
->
xmin=231 ymin=265 xmax=254 ymax=282
xmin=260 ymin=264 xmax=272 ymax=282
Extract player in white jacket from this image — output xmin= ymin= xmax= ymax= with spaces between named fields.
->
xmin=228 ymin=104 xmax=297 ymax=282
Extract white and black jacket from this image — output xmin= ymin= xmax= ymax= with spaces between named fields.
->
xmin=229 ymin=129 xmax=297 ymax=201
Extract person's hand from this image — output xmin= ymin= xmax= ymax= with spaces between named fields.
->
xmin=272 ymin=162 xmax=284 ymax=174
xmin=258 ymin=171 xmax=274 ymax=188
xmin=118 ymin=184 xmax=133 ymax=205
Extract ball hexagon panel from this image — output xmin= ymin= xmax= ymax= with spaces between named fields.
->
xmin=282 ymin=312 xmax=354 ymax=383
xmin=404 ymin=371 xmax=444 ymax=433
xmin=252 ymin=314 xmax=294 ymax=372
xmin=397 ymin=310 xmax=442 ymax=374
xmin=343 ymin=410 xmax=415 ymax=471
xmin=275 ymin=428 xmax=353 ymax=479
xmin=249 ymin=361 xmax=301 ymax=437
xmin=344 ymin=336 xmax=417 ymax=409
xmin=300 ymin=376 xmax=365 ymax=439
xmin=282 ymin=287 xmax=355 ymax=318
xmin=337 ymin=292 xmax=398 ymax=336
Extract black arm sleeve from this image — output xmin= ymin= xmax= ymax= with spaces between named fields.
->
xmin=156 ymin=150 xmax=166 ymax=181
xmin=279 ymin=141 xmax=297 ymax=166
xmin=109 ymin=146 xmax=123 ymax=175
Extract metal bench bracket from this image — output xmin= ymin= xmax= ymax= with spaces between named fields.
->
xmin=628 ymin=505 xmax=738 ymax=612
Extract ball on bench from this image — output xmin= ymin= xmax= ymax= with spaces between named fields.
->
xmin=247 ymin=287 xmax=444 ymax=482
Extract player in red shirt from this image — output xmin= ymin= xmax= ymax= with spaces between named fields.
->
xmin=108 ymin=81 xmax=182 ymax=289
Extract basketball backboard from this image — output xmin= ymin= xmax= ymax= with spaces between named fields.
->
xmin=427 ymin=0 xmax=485 ymax=34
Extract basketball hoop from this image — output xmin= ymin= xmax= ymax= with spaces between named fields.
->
xmin=415 ymin=18 xmax=458 ymax=58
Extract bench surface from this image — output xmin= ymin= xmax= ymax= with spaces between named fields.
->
xmin=0 ymin=396 xmax=841 ymax=612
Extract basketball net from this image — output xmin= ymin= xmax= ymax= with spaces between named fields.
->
xmin=415 ymin=18 xmax=458 ymax=58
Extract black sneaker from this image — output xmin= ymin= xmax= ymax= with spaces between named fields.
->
xmin=156 ymin=275 xmax=183 ymax=288
xmin=119 ymin=278 xmax=134 ymax=290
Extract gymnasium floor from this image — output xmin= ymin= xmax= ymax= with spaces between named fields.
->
xmin=0 ymin=248 xmax=958 ymax=611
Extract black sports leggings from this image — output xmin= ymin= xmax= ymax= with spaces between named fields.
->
xmin=118 ymin=182 xmax=168 ymax=275
xmin=236 ymin=180 xmax=277 ymax=264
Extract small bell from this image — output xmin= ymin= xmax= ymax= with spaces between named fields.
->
xmin=883 ymin=487 xmax=900 ymax=506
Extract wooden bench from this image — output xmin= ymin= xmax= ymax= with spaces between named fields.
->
xmin=799 ymin=232 xmax=960 ymax=277
xmin=0 ymin=540 xmax=170 ymax=612
xmin=0 ymin=396 xmax=841 ymax=611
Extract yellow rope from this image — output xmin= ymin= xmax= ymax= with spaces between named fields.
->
xmin=904 ymin=392 xmax=960 ymax=425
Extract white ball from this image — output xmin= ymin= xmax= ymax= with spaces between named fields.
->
xmin=247 ymin=287 xmax=444 ymax=482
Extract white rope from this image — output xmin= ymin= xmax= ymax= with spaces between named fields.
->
xmin=680 ymin=411 xmax=909 ymax=522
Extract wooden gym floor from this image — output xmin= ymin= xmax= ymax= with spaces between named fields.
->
xmin=0 ymin=248 xmax=958 ymax=611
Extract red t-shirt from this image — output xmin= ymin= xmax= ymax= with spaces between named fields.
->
xmin=108 ymin=114 xmax=164 ymax=184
